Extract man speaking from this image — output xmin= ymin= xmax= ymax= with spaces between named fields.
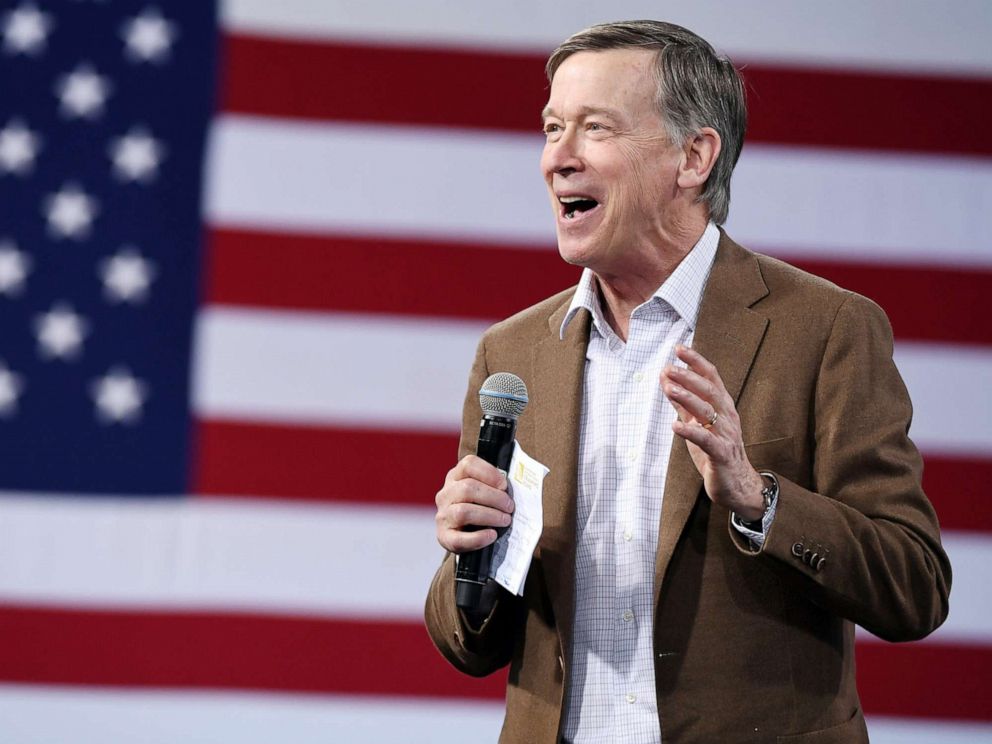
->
xmin=425 ymin=20 xmax=951 ymax=743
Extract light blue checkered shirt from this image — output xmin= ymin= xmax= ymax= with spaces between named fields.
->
xmin=558 ymin=223 xmax=722 ymax=743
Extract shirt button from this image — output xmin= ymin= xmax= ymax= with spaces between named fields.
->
xmin=623 ymin=528 xmax=633 ymax=541
xmin=633 ymin=371 xmax=644 ymax=382
xmin=622 ymin=610 xmax=634 ymax=622
xmin=627 ymin=449 xmax=638 ymax=462
xmin=625 ymin=693 xmax=637 ymax=704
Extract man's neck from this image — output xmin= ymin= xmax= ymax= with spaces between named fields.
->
xmin=594 ymin=220 xmax=709 ymax=342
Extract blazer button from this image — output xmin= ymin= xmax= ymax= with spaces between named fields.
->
xmin=816 ymin=557 xmax=826 ymax=571
xmin=803 ymin=549 xmax=814 ymax=565
xmin=558 ymin=654 xmax=564 ymax=671
xmin=791 ymin=542 xmax=804 ymax=557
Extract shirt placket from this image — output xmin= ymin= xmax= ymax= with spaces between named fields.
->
xmin=613 ymin=310 xmax=659 ymax=737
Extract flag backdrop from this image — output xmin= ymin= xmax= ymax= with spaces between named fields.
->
xmin=0 ymin=0 xmax=989 ymax=741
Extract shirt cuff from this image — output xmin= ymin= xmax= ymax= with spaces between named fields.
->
xmin=731 ymin=490 xmax=778 ymax=548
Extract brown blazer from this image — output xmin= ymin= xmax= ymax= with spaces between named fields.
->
xmin=425 ymin=232 xmax=951 ymax=743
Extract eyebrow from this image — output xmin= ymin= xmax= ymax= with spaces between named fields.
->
xmin=540 ymin=105 xmax=622 ymax=121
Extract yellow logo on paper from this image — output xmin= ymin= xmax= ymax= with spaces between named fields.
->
xmin=512 ymin=459 xmax=539 ymax=489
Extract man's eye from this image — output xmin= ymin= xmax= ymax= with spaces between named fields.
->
xmin=543 ymin=123 xmax=561 ymax=135
xmin=587 ymin=122 xmax=604 ymax=131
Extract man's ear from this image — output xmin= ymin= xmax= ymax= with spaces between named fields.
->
xmin=677 ymin=127 xmax=721 ymax=190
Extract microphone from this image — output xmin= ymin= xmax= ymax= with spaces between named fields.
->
xmin=455 ymin=372 xmax=530 ymax=610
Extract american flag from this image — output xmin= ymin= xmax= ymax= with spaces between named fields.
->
xmin=0 ymin=0 xmax=989 ymax=741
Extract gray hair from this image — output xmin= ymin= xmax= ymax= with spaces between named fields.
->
xmin=546 ymin=20 xmax=746 ymax=225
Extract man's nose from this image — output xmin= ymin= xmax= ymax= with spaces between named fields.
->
xmin=544 ymin=129 xmax=583 ymax=175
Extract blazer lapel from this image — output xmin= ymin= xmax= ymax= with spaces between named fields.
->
xmin=534 ymin=300 xmax=589 ymax=662
xmin=654 ymin=233 xmax=770 ymax=603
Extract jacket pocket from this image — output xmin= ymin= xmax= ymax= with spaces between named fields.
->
xmin=776 ymin=706 xmax=868 ymax=743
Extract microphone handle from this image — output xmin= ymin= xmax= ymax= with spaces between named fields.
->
xmin=455 ymin=413 xmax=517 ymax=610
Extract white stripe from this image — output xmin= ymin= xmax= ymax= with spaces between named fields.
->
xmin=192 ymin=307 xmax=486 ymax=430
xmin=728 ymin=147 xmax=992 ymax=268
xmin=205 ymin=116 xmax=992 ymax=268
xmin=895 ymin=342 xmax=992 ymax=456
xmin=193 ymin=306 xmax=992 ymax=454
xmin=0 ymin=494 xmax=443 ymax=620
xmin=0 ymin=685 xmax=988 ymax=743
xmin=0 ymin=686 xmax=505 ymax=744
xmin=0 ymin=493 xmax=987 ymax=641
xmin=221 ymin=0 xmax=992 ymax=76
xmin=203 ymin=117 xmax=552 ymax=247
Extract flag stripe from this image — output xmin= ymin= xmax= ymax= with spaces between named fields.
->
xmin=220 ymin=34 xmax=992 ymax=157
xmin=204 ymin=116 xmax=992 ymax=267
xmin=192 ymin=419 xmax=991 ymax=534
xmin=0 ymin=603 xmax=988 ymax=721
xmin=221 ymin=0 xmax=992 ymax=76
xmin=0 ymin=686 xmax=508 ymax=744
xmin=192 ymin=307 xmax=992 ymax=454
xmin=191 ymin=307 xmax=484 ymax=430
xmin=205 ymin=227 xmax=991 ymax=345
xmin=921 ymin=456 xmax=992 ymax=534
xmin=0 ymin=497 xmax=985 ymax=642
xmin=193 ymin=419 xmax=459 ymax=505
xmin=0 ymin=496 xmax=440 ymax=620
xmin=857 ymin=640 xmax=992 ymax=722
xmin=0 ymin=686 xmax=989 ymax=744
xmin=0 ymin=605 xmax=505 ymax=700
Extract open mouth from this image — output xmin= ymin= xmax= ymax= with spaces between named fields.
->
xmin=559 ymin=195 xmax=599 ymax=220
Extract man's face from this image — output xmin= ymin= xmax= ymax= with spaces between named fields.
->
xmin=540 ymin=48 xmax=684 ymax=274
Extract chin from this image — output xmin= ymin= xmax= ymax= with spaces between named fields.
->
xmin=556 ymin=235 xmax=596 ymax=268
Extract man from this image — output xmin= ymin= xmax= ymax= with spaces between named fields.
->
xmin=425 ymin=20 xmax=950 ymax=744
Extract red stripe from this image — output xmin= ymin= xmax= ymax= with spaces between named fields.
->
xmin=193 ymin=419 xmax=989 ymax=532
xmin=203 ymin=228 xmax=579 ymax=324
xmin=193 ymin=418 xmax=459 ymax=505
xmin=0 ymin=604 xmax=987 ymax=721
xmin=220 ymin=33 xmax=992 ymax=156
xmin=783 ymin=258 xmax=992 ymax=346
xmin=0 ymin=604 xmax=504 ymax=700
xmin=922 ymin=455 xmax=992 ymax=533
xmin=857 ymin=639 xmax=992 ymax=722
xmin=205 ymin=227 xmax=990 ymax=345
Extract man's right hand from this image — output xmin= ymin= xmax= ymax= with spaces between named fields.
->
xmin=435 ymin=455 xmax=515 ymax=553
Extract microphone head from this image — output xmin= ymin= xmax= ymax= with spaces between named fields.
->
xmin=479 ymin=372 xmax=529 ymax=419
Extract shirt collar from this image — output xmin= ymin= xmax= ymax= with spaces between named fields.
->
xmin=560 ymin=222 xmax=720 ymax=340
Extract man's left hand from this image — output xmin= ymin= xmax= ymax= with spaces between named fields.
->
xmin=661 ymin=345 xmax=766 ymax=521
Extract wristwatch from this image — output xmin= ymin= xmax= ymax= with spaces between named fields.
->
xmin=739 ymin=471 xmax=779 ymax=531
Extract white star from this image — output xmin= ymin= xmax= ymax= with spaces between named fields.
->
xmin=0 ymin=118 xmax=42 ymax=175
xmin=99 ymin=247 xmax=156 ymax=303
xmin=0 ymin=360 xmax=25 ymax=417
xmin=55 ymin=63 xmax=112 ymax=120
xmin=91 ymin=367 xmax=147 ymax=424
xmin=121 ymin=7 xmax=177 ymax=64
xmin=34 ymin=302 xmax=89 ymax=360
xmin=2 ymin=3 xmax=53 ymax=56
xmin=44 ymin=182 xmax=99 ymax=240
xmin=108 ymin=127 xmax=165 ymax=183
xmin=0 ymin=240 xmax=31 ymax=296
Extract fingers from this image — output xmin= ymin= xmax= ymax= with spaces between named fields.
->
xmin=662 ymin=371 xmax=716 ymax=426
xmin=436 ymin=455 xmax=514 ymax=554
xmin=675 ymin=344 xmax=721 ymax=386
xmin=445 ymin=454 xmax=507 ymax=489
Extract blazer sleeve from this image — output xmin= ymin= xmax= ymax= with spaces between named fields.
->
xmin=424 ymin=333 xmax=522 ymax=677
xmin=730 ymin=292 xmax=952 ymax=642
